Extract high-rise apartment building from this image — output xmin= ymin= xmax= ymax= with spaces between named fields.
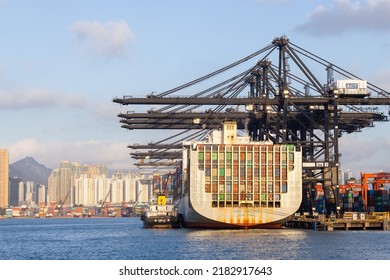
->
xmin=37 ymin=185 xmax=47 ymax=204
xmin=48 ymin=161 xmax=73 ymax=204
xmin=49 ymin=161 xmax=111 ymax=206
xmin=0 ymin=149 xmax=9 ymax=208
xmin=9 ymin=177 xmax=22 ymax=207
xmin=59 ymin=162 xmax=72 ymax=204
xmin=25 ymin=181 xmax=37 ymax=208
xmin=48 ymin=168 xmax=60 ymax=203
xmin=344 ymin=169 xmax=353 ymax=183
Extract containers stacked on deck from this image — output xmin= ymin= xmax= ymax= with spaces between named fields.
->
xmin=198 ymin=143 xmax=295 ymax=208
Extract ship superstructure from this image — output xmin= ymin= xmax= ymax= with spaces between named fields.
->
xmin=175 ymin=121 xmax=302 ymax=229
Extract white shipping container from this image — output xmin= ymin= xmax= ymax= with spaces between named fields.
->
xmin=12 ymin=210 xmax=21 ymax=217
xmin=332 ymin=79 xmax=368 ymax=96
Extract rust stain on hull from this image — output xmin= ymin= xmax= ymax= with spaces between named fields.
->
xmin=183 ymin=221 xmax=285 ymax=229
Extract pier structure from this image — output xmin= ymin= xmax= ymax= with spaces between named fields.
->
xmin=286 ymin=212 xmax=389 ymax=231
xmin=113 ymin=36 xmax=390 ymax=215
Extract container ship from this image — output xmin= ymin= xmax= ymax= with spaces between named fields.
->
xmin=174 ymin=121 xmax=302 ymax=229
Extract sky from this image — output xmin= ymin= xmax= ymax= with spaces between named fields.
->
xmin=1 ymin=0 xmax=390 ymax=177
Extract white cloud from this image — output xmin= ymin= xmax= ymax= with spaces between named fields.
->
xmin=71 ymin=20 xmax=135 ymax=58
xmin=0 ymin=86 xmax=86 ymax=110
xmin=7 ymin=139 xmax=40 ymax=161
xmin=95 ymin=101 xmax=121 ymax=121
xmin=295 ymin=0 xmax=390 ymax=36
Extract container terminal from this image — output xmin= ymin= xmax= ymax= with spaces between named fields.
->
xmin=112 ymin=36 xmax=390 ymax=229
xmin=6 ymin=36 xmax=390 ymax=229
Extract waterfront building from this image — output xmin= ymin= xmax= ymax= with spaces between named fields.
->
xmin=25 ymin=181 xmax=37 ymax=208
xmin=339 ymin=169 xmax=345 ymax=185
xmin=111 ymin=178 xmax=124 ymax=204
xmin=48 ymin=161 xmax=147 ymax=207
xmin=96 ymin=176 xmax=111 ymax=205
xmin=0 ymin=149 xmax=9 ymax=208
xmin=59 ymin=161 xmax=72 ymax=204
xmin=123 ymin=172 xmax=138 ymax=203
xmin=49 ymin=161 xmax=110 ymax=205
xmin=48 ymin=168 xmax=60 ymax=203
xmin=344 ymin=169 xmax=353 ymax=183
xmin=18 ymin=181 xmax=24 ymax=205
xmin=37 ymin=184 xmax=47 ymax=204
xmin=9 ymin=177 xmax=22 ymax=207
xmin=74 ymin=175 xmax=99 ymax=206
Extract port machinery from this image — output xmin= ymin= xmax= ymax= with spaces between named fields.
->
xmin=113 ymin=36 xmax=390 ymax=216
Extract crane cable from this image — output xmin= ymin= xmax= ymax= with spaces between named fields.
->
xmin=155 ymin=44 xmax=276 ymax=98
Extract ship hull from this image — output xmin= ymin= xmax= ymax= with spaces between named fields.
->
xmin=142 ymin=215 xmax=181 ymax=229
xmin=174 ymin=122 xmax=303 ymax=229
xmin=177 ymin=195 xmax=293 ymax=229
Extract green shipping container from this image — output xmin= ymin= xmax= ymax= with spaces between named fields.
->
xmin=226 ymin=152 xmax=232 ymax=160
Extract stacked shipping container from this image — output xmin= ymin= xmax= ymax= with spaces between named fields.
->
xmin=197 ymin=143 xmax=295 ymax=208
xmin=367 ymin=190 xmax=390 ymax=212
xmin=314 ymin=189 xmax=390 ymax=213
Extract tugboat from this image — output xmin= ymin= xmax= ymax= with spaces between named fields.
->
xmin=141 ymin=193 xmax=180 ymax=228
xmin=140 ymin=193 xmax=180 ymax=229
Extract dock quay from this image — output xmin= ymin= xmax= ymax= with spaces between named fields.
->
xmin=286 ymin=212 xmax=390 ymax=231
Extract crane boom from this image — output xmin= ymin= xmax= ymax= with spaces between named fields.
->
xmin=56 ymin=191 xmax=70 ymax=216
xmin=160 ymin=173 xmax=172 ymax=195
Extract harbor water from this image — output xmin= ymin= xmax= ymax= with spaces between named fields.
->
xmin=1 ymin=217 xmax=390 ymax=260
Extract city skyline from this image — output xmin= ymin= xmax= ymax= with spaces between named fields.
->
xmin=3 ymin=156 xmax=362 ymax=208
xmin=5 ymin=160 xmax=153 ymax=209
xmin=1 ymin=1 xmax=390 ymax=176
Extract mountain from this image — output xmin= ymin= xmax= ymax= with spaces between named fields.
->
xmin=9 ymin=157 xmax=52 ymax=187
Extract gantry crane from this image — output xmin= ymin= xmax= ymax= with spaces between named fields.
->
xmin=113 ymin=36 xmax=390 ymax=215
xmin=55 ymin=191 xmax=70 ymax=216
xmin=121 ymin=190 xmax=143 ymax=217
xmin=361 ymin=172 xmax=390 ymax=208
xmin=98 ymin=189 xmax=111 ymax=216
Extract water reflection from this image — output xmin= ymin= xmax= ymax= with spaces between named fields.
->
xmin=181 ymin=228 xmax=309 ymax=259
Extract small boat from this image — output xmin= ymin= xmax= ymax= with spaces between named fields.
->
xmin=140 ymin=194 xmax=180 ymax=229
